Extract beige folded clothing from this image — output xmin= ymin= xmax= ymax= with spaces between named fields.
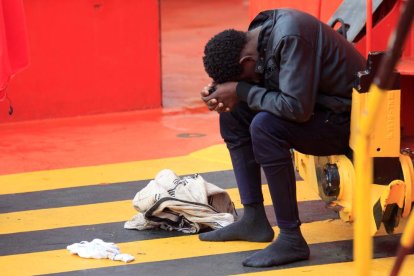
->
xmin=124 ymin=169 xmax=237 ymax=233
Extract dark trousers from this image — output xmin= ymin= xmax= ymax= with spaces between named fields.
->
xmin=220 ymin=102 xmax=350 ymax=229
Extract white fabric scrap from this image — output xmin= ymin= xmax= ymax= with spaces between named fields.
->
xmin=67 ymin=239 xmax=134 ymax=263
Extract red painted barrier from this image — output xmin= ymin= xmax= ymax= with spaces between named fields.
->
xmin=354 ymin=0 xmax=402 ymax=56
xmin=0 ymin=0 xmax=29 ymax=93
xmin=0 ymin=0 xmax=161 ymax=122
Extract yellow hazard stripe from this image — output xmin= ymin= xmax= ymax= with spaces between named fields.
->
xmin=0 ymin=183 xmax=318 ymax=235
xmin=0 ymin=144 xmax=232 ymax=195
xmin=235 ymin=255 xmax=414 ymax=276
xmin=0 ymin=220 xmax=405 ymax=276
xmin=0 ymin=220 xmax=362 ymax=275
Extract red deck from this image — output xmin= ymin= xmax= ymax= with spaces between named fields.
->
xmin=0 ymin=0 xmax=248 ymax=175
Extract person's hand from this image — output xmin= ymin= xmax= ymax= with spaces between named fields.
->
xmin=201 ymin=83 xmax=224 ymax=112
xmin=201 ymin=82 xmax=239 ymax=113
xmin=201 ymin=83 xmax=220 ymax=111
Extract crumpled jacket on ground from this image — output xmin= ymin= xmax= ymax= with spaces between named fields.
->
xmin=125 ymin=169 xmax=237 ymax=234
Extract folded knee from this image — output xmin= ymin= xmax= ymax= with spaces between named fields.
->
xmin=250 ymin=112 xmax=291 ymax=163
xmin=250 ymin=112 xmax=281 ymax=141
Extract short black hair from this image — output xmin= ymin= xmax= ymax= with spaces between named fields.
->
xmin=203 ymin=29 xmax=247 ymax=83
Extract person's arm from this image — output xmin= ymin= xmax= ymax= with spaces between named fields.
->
xmin=237 ymin=35 xmax=320 ymax=122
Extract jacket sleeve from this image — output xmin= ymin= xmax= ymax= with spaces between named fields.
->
xmin=236 ymin=35 xmax=320 ymax=122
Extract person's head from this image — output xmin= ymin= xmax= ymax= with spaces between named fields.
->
xmin=203 ymin=29 xmax=260 ymax=84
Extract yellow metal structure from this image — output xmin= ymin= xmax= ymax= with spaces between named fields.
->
xmin=391 ymin=153 xmax=414 ymax=275
xmin=294 ymin=83 xmax=413 ymax=229
xmin=400 ymin=211 xmax=414 ymax=249
xmin=294 ymin=83 xmax=414 ymax=275
xmin=349 ymin=89 xmax=401 ymax=157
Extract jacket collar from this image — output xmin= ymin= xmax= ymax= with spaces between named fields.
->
xmin=248 ymin=10 xmax=277 ymax=74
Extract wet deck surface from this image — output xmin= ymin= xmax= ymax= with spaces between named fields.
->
xmin=0 ymin=0 xmax=413 ymax=275
xmin=1 ymin=142 xmax=413 ymax=275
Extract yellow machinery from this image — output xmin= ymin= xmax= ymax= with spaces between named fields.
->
xmin=294 ymin=58 xmax=413 ymax=233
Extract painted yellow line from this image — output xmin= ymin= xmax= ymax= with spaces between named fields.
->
xmin=0 ymin=182 xmax=318 ymax=235
xmin=0 ymin=220 xmax=404 ymax=275
xmin=234 ymin=255 xmax=414 ymax=276
xmin=0 ymin=144 xmax=232 ymax=195
xmin=0 ymin=200 xmax=135 ymax=235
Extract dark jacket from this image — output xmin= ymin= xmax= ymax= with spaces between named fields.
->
xmin=236 ymin=9 xmax=366 ymax=122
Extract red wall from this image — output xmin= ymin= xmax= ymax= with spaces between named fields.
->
xmin=0 ymin=0 xmax=161 ymax=122
xmin=354 ymin=0 xmax=402 ymax=57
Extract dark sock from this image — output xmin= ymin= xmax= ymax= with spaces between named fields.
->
xmin=242 ymin=227 xmax=310 ymax=267
xmin=199 ymin=202 xmax=274 ymax=242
